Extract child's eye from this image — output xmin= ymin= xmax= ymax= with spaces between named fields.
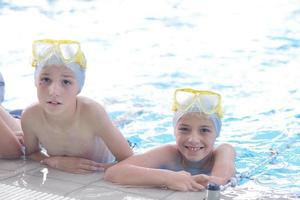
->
xmin=62 ymin=79 xmax=72 ymax=86
xmin=40 ymin=77 xmax=51 ymax=85
xmin=199 ymin=128 xmax=211 ymax=133
xmin=178 ymin=127 xmax=190 ymax=133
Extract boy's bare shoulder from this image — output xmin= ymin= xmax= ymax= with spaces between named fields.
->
xmin=22 ymin=102 xmax=43 ymax=120
xmin=77 ymin=96 xmax=106 ymax=117
xmin=215 ymin=143 xmax=235 ymax=151
xmin=78 ymin=96 xmax=102 ymax=108
xmin=214 ymin=143 xmax=236 ymax=157
xmin=164 ymin=143 xmax=179 ymax=152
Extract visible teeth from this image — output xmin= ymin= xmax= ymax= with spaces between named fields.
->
xmin=189 ymin=147 xmax=201 ymax=152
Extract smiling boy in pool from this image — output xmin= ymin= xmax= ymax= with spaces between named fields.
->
xmin=22 ymin=39 xmax=133 ymax=173
xmin=104 ymin=88 xmax=236 ymax=191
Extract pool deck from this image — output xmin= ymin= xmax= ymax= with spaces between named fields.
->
xmin=0 ymin=159 xmax=291 ymax=200
xmin=0 ymin=159 xmax=208 ymax=200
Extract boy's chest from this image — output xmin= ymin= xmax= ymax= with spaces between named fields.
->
xmin=37 ymin=124 xmax=96 ymax=156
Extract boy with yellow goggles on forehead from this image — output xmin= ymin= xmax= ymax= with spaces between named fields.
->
xmin=32 ymin=39 xmax=86 ymax=93
xmin=22 ymin=39 xmax=133 ymax=174
xmin=172 ymin=88 xmax=223 ymax=137
xmin=105 ymin=88 xmax=235 ymax=192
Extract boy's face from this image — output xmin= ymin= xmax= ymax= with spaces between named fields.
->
xmin=35 ymin=64 xmax=78 ymax=115
xmin=174 ymin=112 xmax=217 ymax=162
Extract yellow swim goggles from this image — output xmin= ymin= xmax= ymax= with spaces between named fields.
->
xmin=32 ymin=39 xmax=86 ymax=69
xmin=171 ymin=88 xmax=223 ymax=118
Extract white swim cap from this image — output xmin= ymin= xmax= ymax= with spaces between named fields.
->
xmin=34 ymin=52 xmax=85 ymax=93
xmin=32 ymin=39 xmax=86 ymax=93
xmin=173 ymin=105 xmax=222 ymax=137
xmin=171 ymin=88 xmax=223 ymax=137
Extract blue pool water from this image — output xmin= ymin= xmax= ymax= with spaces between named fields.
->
xmin=0 ymin=0 xmax=299 ymax=199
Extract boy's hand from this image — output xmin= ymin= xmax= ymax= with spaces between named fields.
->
xmin=165 ymin=171 xmax=205 ymax=192
xmin=192 ymin=174 xmax=211 ymax=186
xmin=41 ymin=156 xmax=112 ymax=174
xmin=15 ymin=131 xmax=24 ymax=145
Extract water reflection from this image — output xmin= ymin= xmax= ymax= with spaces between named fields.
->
xmin=40 ymin=167 xmax=48 ymax=185
xmin=0 ymin=0 xmax=299 ymax=198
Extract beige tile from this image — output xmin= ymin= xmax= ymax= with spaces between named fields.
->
xmin=26 ymin=167 xmax=103 ymax=184
xmin=0 ymin=183 xmax=77 ymax=200
xmin=0 ymin=169 xmax=19 ymax=180
xmin=0 ymin=161 xmax=228 ymax=200
xmin=164 ymin=190 xmax=206 ymax=200
xmin=1 ymin=174 xmax=84 ymax=196
xmin=92 ymin=180 xmax=174 ymax=199
xmin=68 ymin=185 xmax=158 ymax=200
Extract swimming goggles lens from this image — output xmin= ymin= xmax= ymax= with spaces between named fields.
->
xmin=32 ymin=39 xmax=86 ymax=69
xmin=172 ymin=88 xmax=223 ymax=118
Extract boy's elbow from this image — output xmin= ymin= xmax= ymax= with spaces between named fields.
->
xmin=104 ymin=164 xmax=130 ymax=184
xmin=104 ymin=165 xmax=120 ymax=183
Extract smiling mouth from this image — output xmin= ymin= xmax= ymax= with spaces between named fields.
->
xmin=47 ymin=100 xmax=62 ymax=105
xmin=185 ymin=146 xmax=204 ymax=152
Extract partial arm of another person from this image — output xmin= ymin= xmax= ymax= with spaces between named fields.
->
xmin=104 ymin=145 xmax=204 ymax=192
xmin=0 ymin=105 xmax=23 ymax=158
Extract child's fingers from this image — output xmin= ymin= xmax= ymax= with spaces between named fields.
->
xmin=79 ymin=161 xmax=104 ymax=171
xmin=81 ymin=159 xmax=100 ymax=166
xmin=74 ymin=168 xmax=94 ymax=174
xmin=95 ymin=162 xmax=116 ymax=169
xmin=80 ymin=159 xmax=115 ymax=170
xmin=15 ymin=131 xmax=24 ymax=136
xmin=192 ymin=174 xmax=210 ymax=185
xmin=83 ymin=164 xmax=102 ymax=171
xmin=77 ymin=159 xmax=95 ymax=166
xmin=191 ymin=181 xmax=205 ymax=191
xmin=40 ymin=158 xmax=55 ymax=167
xmin=18 ymin=136 xmax=24 ymax=145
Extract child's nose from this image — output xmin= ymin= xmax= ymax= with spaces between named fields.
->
xmin=188 ymin=132 xmax=200 ymax=143
xmin=49 ymin=82 xmax=62 ymax=95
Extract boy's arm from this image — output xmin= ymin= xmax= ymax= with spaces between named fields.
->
xmin=104 ymin=145 xmax=204 ymax=191
xmin=210 ymin=143 xmax=236 ymax=185
xmin=90 ymin=103 xmax=133 ymax=161
xmin=21 ymin=108 xmax=43 ymax=161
